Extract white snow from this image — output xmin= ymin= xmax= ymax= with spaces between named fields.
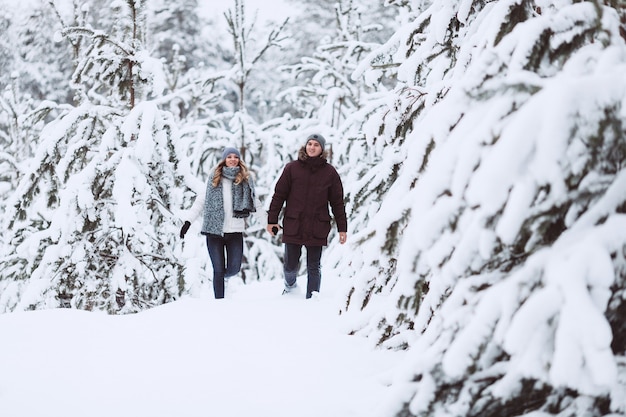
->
xmin=0 ymin=276 xmax=405 ymax=417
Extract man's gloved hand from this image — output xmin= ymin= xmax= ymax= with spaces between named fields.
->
xmin=180 ymin=221 xmax=191 ymax=238
xmin=266 ymin=224 xmax=281 ymax=236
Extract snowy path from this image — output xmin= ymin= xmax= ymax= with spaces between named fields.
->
xmin=0 ymin=278 xmax=404 ymax=417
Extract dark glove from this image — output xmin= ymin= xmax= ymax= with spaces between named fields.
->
xmin=180 ymin=221 xmax=191 ymax=238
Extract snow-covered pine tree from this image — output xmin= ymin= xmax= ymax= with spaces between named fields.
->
xmin=0 ymin=0 xmax=193 ymax=313
xmin=331 ymin=0 xmax=626 ymax=416
xmin=144 ymin=0 xmax=234 ymax=177
xmin=278 ymin=0 xmax=397 ymax=132
xmin=0 ymin=1 xmax=75 ymax=105
xmin=148 ymin=0 xmax=207 ymax=76
xmin=0 ymin=1 xmax=75 ymax=246
xmin=147 ymin=0 xmax=236 ymax=118
xmin=0 ymin=76 xmax=60 ymax=237
xmin=223 ymin=0 xmax=288 ymax=157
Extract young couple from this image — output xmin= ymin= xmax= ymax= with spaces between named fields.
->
xmin=179 ymin=134 xmax=348 ymax=299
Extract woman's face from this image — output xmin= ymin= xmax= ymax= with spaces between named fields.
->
xmin=306 ymin=140 xmax=323 ymax=157
xmin=225 ymin=153 xmax=240 ymax=167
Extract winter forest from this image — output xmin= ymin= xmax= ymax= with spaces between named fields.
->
xmin=1 ymin=0 xmax=626 ymax=416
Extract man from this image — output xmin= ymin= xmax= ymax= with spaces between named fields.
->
xmin=266 ymin=133 xmax=348 ymax=299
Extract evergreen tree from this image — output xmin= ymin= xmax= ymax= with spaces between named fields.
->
xmin=223 ymin=0 xmax=288 ymax=157
xmin=0 ymin=77 xmax=60 ymax=228
xmin=0 ymin=1 xmax=75 ymax=105
xmin=148 ymin=0 xmax=209 ymax=75
xmin=146 ymin=0 xmax=234 ymax=119
xmin=330 ymin=0 xmax=626 ymax=416
xmin=279 ymin=0 xmax=398 ymax=128
xmin=0 ymin=1 xmax=74 ymax=236
xmin=0 ymin=0 xmax=192 ymax=313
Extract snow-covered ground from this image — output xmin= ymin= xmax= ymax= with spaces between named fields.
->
xmin=0 ymin=275 xmax=404 ymax=417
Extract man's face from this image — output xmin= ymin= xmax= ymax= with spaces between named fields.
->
xmin=306 ymin=140 xmax=322 ymax=157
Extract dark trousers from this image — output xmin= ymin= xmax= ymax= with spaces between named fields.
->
xmin=284 ymin=243 xmax=322 ymax=299
xmin=206 ymin=233 xmax=243 ymax=299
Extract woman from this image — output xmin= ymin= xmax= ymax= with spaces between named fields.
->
xmin=266 ymin=133 xmax=347 ymax=299
xmin=180 ymin=147 xmax=256 ymax=299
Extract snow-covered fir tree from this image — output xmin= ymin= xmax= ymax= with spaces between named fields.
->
xmin=0 ymin=1 xmax=75 ymax=105
xmin=0 ymin=0 xmax=194 ymax=313
xmin=0 ymin=1 xmax=78 ymax=245
xmin=148 ymin=0 xmax=208 ymax=75
xmin=223 ymin=0 xmax=288 ymax=147
xmin=327 ymin=0 xmax=626 ymax=416
xmin=278 ymin=0 xmax=398 ymax=128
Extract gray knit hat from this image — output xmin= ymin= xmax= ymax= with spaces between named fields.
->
xmin=306 ymin=133 xmax=326 ymax=151
xmin=222 ymin=147 xmax=241 ymax=161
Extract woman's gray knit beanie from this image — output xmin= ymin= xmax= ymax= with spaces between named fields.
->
xmin=222 ymin=147 xmax=241 ymax=161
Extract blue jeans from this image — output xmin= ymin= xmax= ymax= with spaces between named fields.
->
xmin=284 ymin=243 xmax=322 ymax=299
xmin=206 ymin=233 xmax=243 ymax=299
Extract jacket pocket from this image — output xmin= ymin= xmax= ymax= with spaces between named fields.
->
xmin=313 ymin=213 xmax=332 ymax=239
xmin=283 ymin=213 xmax=300 ymax=236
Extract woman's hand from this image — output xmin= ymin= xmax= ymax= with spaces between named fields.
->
xmin=339 ymin=232 xmax=347 ymax=244
xmin=180 ymin=221 xmax=191 ymax=238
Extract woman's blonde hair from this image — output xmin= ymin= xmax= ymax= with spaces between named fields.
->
xmin=212 ymin=159 xmax=250 ymax=187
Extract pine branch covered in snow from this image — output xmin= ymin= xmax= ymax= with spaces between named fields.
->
xmin=332 ymin=0 xmax=626 ymax=416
